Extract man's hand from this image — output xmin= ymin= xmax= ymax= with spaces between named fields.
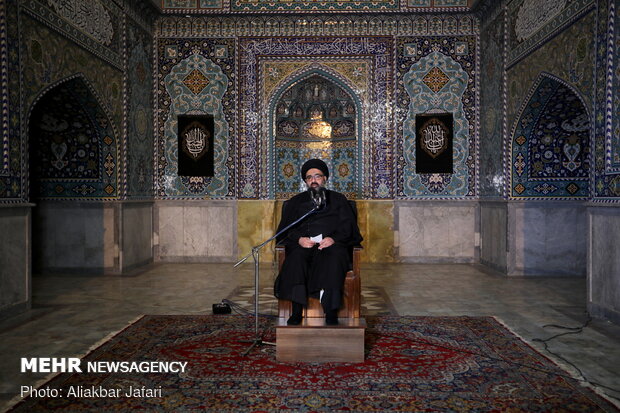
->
xmin=298 ymin=237 xmax=316 ymax=248
xmin=318 ymin=237 xmax=335 ymax=250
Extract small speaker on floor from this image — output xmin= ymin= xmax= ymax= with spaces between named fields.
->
xmin=212 ymin=302 xmax=231 ymax=314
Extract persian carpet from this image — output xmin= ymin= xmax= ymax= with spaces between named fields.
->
xmin=10 ymin=315 xmax=619 ymax=412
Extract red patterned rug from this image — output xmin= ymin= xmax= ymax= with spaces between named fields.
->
xmin=10 ymin=315 xmax=619 ymax=412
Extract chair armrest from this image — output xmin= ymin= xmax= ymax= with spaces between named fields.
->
xmin=351 ymin=246 xmax=362 ymax=277
xmin=276 ymin=245 xmax=286 ymax=270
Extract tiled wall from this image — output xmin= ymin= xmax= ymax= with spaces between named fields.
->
xmin=155 ymin=15 xmax=479 ymax=200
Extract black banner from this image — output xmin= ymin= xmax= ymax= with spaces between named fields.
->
xmin=178 ymin=114 xmax=214 ymax=177
xmin=415 ymin=113 xmax=453 ymax=174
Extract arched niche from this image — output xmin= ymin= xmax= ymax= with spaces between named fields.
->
xmin=28 ymin=76 xmax=118 ymax=200
xmin=27 ymin=75 xmax=119 ymax=274
xmin=510 ymin=73 xmax=591 ymax=199
xmin=270 ymin=72 xmax=361 ymax=200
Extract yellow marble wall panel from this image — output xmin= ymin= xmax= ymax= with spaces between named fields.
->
xmin=237 ymin=201 xmax=278 ymax=263
xmin=356 ymin=200 xmax=396 ymax=263
xmin=273 ymin=200 xmax=285 ymax=232
xmin=238 ymin=200 xmax=395 ymax=263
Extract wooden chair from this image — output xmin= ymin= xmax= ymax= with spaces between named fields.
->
xmin=276 ymin=245 xmax=362 ymax=319
xmin=275 ymin=200 xmax=362 ymax=319
xmin=274 ymin=201 xmax=366 ymax=362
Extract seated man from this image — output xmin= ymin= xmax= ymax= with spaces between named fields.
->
xmin=274 ymin=159 xmax=363 ymax=326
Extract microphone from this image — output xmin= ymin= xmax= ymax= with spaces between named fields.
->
xmin=318 ymin=187 xmax=326 ymax=208
xmin=310 ymin=187 xmax=326 ymax=209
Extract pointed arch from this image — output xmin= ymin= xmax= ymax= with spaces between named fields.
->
xmin=266 ymin=65 xmax=364 ymax=199
xmin=509 ymin=72 xmax=592 ymax=199
xmin=26 ymin=74 xmax=119 ymax=200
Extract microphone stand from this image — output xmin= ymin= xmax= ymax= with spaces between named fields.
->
xmin=234 ymin=202 xmax=321 ymax=356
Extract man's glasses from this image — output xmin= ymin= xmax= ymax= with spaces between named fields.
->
xmin=305 ymin=174 xmax=325 ymax=182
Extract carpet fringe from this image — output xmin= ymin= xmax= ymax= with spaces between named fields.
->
xmin=491 ymin=316 xmax=531 ymax=343
xmin=583 ymin=384 xmax=620 ymax=410
xmin=83 ymin=315 xmax=145 ymax=356
xmin=4 ymin=315 xmax=146 ymax=411
xmin=492 ymin=316 xmax=620 ymax=410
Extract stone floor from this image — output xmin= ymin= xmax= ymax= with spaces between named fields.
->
xmin=1 ymin=262 xmax=620 ymax=411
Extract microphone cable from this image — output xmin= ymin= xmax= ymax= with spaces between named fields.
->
xmin=221 ymin=298 xmax=278 ymax=319
xmin=531 ymin=314 xmax=620 ymax=402
xmin=528 ymin=312 xmax=620 ymax=400
xmin=532 ymin=315 xmax=592 ymax=380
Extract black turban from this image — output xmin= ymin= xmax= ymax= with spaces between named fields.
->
xmin=300 ymin=159 xmax=329 ymax=180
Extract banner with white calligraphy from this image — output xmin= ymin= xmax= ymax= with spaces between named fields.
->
xmin=178 ymin=114 xmax=214 ymax=177
xmin=415 ymin=113 xmax=453 ymax=174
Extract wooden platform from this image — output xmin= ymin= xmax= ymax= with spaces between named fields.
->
xmin=276 ymin=317 xmax=366 ymax=363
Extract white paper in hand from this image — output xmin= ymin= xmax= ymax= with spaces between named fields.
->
xmin=310 ymin=234 xmax=323 ymax=243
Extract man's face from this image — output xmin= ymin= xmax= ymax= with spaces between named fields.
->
xmin=304 ymin=167 xmax=327 ymax=189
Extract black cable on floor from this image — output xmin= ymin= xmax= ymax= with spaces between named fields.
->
xmin=529 ymin=312 xmax=620 ymax=402
xmin=221 ymin=298 xmax=278 ymax=319
xmin=532 ymin=314 xmax=593 ymax=381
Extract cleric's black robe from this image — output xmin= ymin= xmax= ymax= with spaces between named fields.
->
xmin=274 ymin=189 xmax=363 ymax=310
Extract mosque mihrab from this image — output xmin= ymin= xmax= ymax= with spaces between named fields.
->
xmin=1 ymin=0 xmax=620 ymax=408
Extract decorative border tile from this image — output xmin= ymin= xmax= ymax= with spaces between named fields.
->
xmin=0 ymin=0 xmax=23 ymax=201
xmin=1 ymin=0 xmax=9 ymax=177
xmin=230 ymin=0 xmax=399 ymax=13
xmin=592 ymin=0 xmax=620 ymax=201
xmin=406 ymin=0 xmax=469 ymax=10
xmin=156 ymin=15 xmax=477 ymax=37
xmin=506 ymin=0 xmax=595 ymax=68
xmin=160 ymin=0 xmax=473 ymax=13
xmin=605 ymin=0 xmax=620 ymax=173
